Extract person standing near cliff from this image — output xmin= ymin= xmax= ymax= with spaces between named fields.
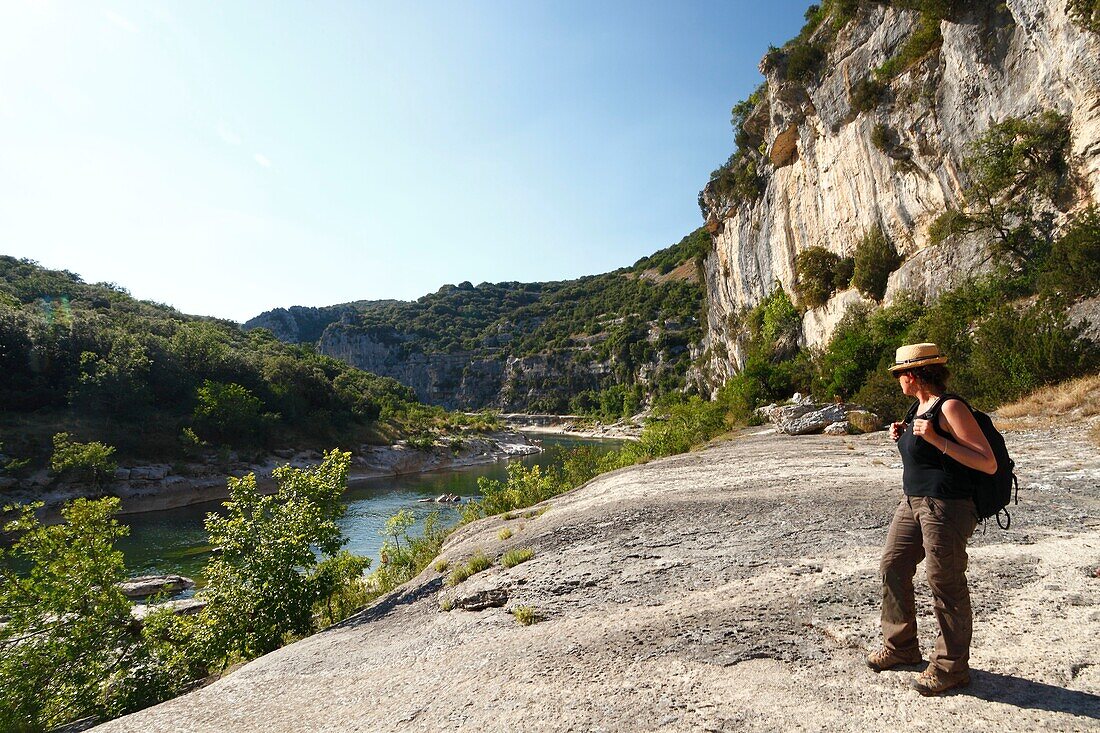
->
xmin=866 ymin=343 xmax=997 ymax=695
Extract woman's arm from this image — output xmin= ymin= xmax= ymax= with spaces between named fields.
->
xmin=937 ymin=400 xmax=997 ymax=475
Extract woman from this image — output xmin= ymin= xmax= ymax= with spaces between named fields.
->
xmin=866 ymin=343 xmax=997 ymax=695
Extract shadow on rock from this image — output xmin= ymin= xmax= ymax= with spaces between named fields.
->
xmin=962 ymin=669 xmax=1100 ymax=719
xmin=335 ymin=577 xmax=443 ymax=629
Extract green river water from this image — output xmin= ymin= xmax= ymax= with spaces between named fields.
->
xmin=116 ymin=435 xmax=621 ymax=583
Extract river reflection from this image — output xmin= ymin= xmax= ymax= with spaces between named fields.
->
xmin=116 ymin=435 xmax=621 ymax=580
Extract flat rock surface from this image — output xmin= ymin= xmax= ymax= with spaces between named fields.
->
xmin=95 ymin=423 xmax=1100 ymax=732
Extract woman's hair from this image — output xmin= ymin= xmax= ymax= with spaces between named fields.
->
xmin=906 ymin=364 xmax=950 ymax=392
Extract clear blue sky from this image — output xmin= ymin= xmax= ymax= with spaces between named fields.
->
xmin=0 ymin=1 xmax=809 ymax=322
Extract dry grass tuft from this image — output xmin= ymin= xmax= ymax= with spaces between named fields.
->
xmin=997 ymin=374 xmax=1100 ymax=422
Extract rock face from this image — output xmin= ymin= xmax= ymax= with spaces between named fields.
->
xmin=698 ymin=0 xmax=1100 ymax=387
xmin=91 ymin=422 xmax=1100 ymax=732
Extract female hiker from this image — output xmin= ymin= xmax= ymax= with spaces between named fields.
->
xmin=866 ymin=343 xmax=997 ymax=695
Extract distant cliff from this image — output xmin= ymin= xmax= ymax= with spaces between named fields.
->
xmin=696 ymin=0 xmax=1100 ymax=388
xmin=245 ymin=232 xmax=708 ymax=412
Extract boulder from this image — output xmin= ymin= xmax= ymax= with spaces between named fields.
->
xmin=450 ymin=588 xmax=508 ymax=611
xmin=129 ymin=465 xmax=169 ymax=481
xmin=119 ymin=575 xmax=195 ymax=599
xmin=846 ymin=410 xmax=885 ymax=434
xmin=823 ymin=421 xmax=851 ymax=435
xmin=112 ymin=468 xmax=131 ymax=482
xmin=131 ymin=598 xmax=207 ymax=622
xmin=776 ymin=404 xmax=847 ymax=435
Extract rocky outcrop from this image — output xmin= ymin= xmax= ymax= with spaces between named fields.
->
xmin=698 ymin=0 xmax=1100 ymax=387
xmin=91 ymin=420 xmax=1100 ymax=732
xmin=118 ymin=575 xmax=195 ymax=600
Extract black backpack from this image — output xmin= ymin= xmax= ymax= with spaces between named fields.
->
xmin=906 ymin=394 xmax=1019 ymax=528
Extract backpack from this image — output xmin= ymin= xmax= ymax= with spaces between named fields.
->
xmin=905 ymin=394 xmax=1019 ymax=529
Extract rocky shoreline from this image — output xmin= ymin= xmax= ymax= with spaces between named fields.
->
xmin=9 ymin=432 xmax=540 ymax=519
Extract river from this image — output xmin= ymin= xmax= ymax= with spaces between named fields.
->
xmin=116 ymin=435 xmax=621 ymax=581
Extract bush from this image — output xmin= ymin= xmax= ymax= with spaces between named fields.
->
xmin=852 ymin=228 xmax=902 ymax=300
xmin=50 ymin=432 xmax=117 ymax=488
xmin=193 ymin=380 xmax=276 ymax=447
xmin=870 ymin=123 xmax=891 ymax=152
xmin=785 ymin=41 xmax=826 ymax=82
xmin=926 ymin=208 xmax=969 ymax=245
xmin=795 ymin=247 xmax=846 ymax=308
xmin=875 ymin=1 xmax=953 ymax=81
xmin=502 ymin=547 xmax=535 ymax=568
xmin=851 ymin=76 xmax=887 ymax=112
xmin=1038 ymin=206 xmax=1100 ymax=299
xmin=0 ymin=498 xmax=136 ymax=730
xmin=196 ymin=450 xmax=368 ymax=663
xmin=1067 ymin=0 xmax=1100 ymax=33
xmin=707 ymin=152 xmax=764 ymax=209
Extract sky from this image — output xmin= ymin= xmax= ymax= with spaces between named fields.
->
xmin=0 ymin=1 xmax=809 ymax=323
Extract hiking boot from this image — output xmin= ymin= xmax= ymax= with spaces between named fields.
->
xmin=866 ymin=647 xmax=922 ymax=672
xmin=911 ymin=667 xmax=970 ymax=696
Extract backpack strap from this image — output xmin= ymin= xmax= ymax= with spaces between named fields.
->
xmin=904 ymin=401 xmax=919 ymax=424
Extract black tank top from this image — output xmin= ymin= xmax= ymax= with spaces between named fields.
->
xmin=897 ymin=397 xmax=973 ymax=500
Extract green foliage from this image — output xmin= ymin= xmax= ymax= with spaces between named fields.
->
xmin=795 ymin=247 xmax=851 ymax=308
xmin=0 ymin=498 xmax=134 ymax=731
xmin=50 ymin=432 xmax=117 ymax=488
xmin=1038 ymin=206 xmax=1100 ymax=299
xmin=870 ymin=123 xmax=890 ymax=152
xmin=193 ymin=380 xmax=275 ymax=446
xmin=875 ymin=0 xmax=956 ymax=81
xmin=369 ymin=510 xmax=448 ymax=596
xmin=707 ymin=152 xmax=764 ymax=210
xmin=852 ymin=228 xmax=903 ymax=300
xmin=447 ymin=551 xmax=493 ymax=586
xmin=196 ymin=450 xmax=368 ymax=662
xmin=926 ymin=208 xmax=969 ymax=245
xmin=850 ymin=76 xmax=888 ymax=112
xmin=0 ymin=257 xmax=429 ymax=463
xmin=501 ymin=547 xmax=535 ymax=568
xmin=785 ymin=41 xmax=827 ymax=82
xmin=958 ymin=111 xmax=1073 ymax=261
xmin=511 ymin=605 xmax=542 ymax=625
xmin=1067 ymin=0 xmax=1100 ymax=32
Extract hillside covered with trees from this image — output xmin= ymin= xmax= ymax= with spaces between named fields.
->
xmin=0 ymin=257 xmax=471 ymax=476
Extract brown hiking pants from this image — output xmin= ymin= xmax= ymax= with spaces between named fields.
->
xmin=880 ymin=496 xmax=978 ymax=675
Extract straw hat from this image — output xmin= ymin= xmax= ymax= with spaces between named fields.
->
xmin=889 ymin=342 xmax=947 ymax=373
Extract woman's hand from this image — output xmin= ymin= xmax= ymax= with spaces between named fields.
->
xmin=889 ymin=421 xmax=906 ymax=441
xmin=911 ymin=418 xmax=936 ymax=442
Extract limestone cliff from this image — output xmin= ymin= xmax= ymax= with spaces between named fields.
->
xmin=697 ymin=0 xmax=1100 ymax=388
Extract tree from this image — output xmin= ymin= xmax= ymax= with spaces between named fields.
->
xmin=50 ymin=432 xmax=117 ymax=491
xmin=192 ymin=380 xmax=275 ymax=446
xmin=0 ymin=498 xmax=135 ymax=731
xmin=196 ymin=450 xmax=368 ymax=662
xmin=852 ymin=228 xmax=902 ymax=300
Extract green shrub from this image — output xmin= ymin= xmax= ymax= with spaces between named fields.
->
xmin=875 ymin=1 xmax=953 ymax=81
xmin=50 ymin=432 xmax=117 ymax=488
xmin=0 ymin=498 xmax=137 ymax=730
xmin=870 ymin=123 xmax=891 ymax=152
xmin=1067 ymin=0 xmax=1100 ymax=33
xmin=927 ymin=208 xmax=969 ymax=245
xmin=498 ymin=527 xmax=513 ymax=541
xmin=511 ymin=606 xmax=543 ymax=626
xmin=448 ymin=552 xmax=493 ymax=586
xmin=1038 ymin=206 xmax=1100 ymax=299
xmin=196 ymin=450 xmax=368 ymax=663
xmin=193 ymin=380 xmax=275 ymax=447
xmin=502 ymin=547 xmax=535 ymax=568
xmin=851 ymin=76 xmax=887 ymax=112
xmin=795 ymin=247 xmax=846 ymax=308
xmin=960 ymin=110 xmax=1072 ymax=262
xmin=834 ymin=257 xmax=855 ymax=290
xmin=852 ymin=228 xmax=902 ymax=300
xmin=785 ymin=41 xmax=827 ymax=82
xmin=707 ymin=152 xmax=763 ymax=209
